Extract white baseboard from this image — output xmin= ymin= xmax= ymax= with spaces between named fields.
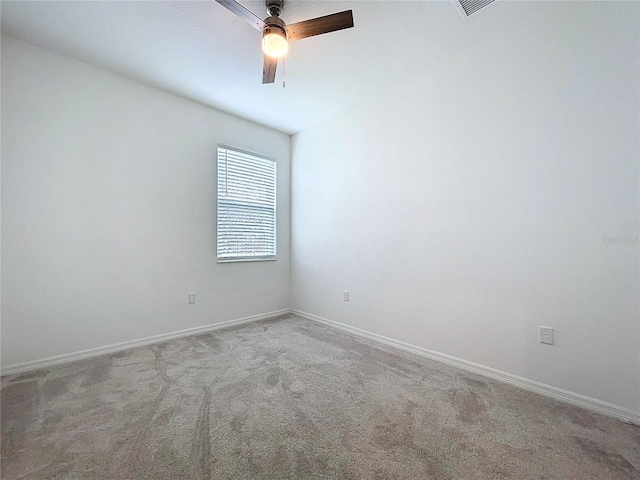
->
xmin=1 ymin=309 xmax=291 ymax=377
xmin=292 ymin=309 xmax=640 ymax=426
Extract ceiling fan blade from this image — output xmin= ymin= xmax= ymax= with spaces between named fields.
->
xmin=285 ymin=10 xmax=353 ymax=42
xmin=215 ymin=0 xmax=266 ymax=31
xmin=262 ymin=55 xmax=277 ymax=84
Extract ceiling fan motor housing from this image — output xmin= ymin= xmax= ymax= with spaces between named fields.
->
xmin=263 ymin=15 xmax=286 ymax=39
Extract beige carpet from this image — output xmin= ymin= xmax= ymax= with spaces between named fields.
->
xmin=1 ymin=314 xmax=639 ymax=479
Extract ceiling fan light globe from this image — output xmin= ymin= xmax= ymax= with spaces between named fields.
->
xmin=262 ymin=32 xmax=288 ymax=58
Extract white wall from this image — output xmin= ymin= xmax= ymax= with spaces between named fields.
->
xmin=1 ymin=35 xmax=291 ymax=367
xmin=291 ymin=2 xmax=640 ymax=413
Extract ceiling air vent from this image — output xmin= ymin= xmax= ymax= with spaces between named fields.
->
xmin=454 ymin=0 xmax=495 ymax=17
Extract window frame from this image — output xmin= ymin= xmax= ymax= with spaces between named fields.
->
xmin=216 ymin=144 xmax=277 ymax=263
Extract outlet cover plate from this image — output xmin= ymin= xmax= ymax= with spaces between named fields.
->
xmin=539 ymin=326 xmax=554 ymax=345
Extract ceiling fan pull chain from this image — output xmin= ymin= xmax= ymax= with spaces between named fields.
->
xmin=282 ymin=58 xmax=286 ymax=88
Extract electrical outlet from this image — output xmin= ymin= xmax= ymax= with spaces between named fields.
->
xmin=188 ymin=293 xmax=196 ymax=304
xmin=343 ymin=291 xmax=349 ymax=302
xmin=539 ymin=326 xmax=554 ymax=345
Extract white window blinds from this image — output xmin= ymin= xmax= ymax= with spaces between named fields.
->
xmin=217 ymin=145 xmax=276 ymax=262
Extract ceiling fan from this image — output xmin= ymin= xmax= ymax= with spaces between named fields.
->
xmin=215 ymin=0 xmax=354 ymax=84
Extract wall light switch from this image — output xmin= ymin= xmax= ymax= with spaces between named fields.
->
xmin=188 ymin=293 xmax=196 ymax=304
xmin=343 ymin=291 xmax=350 ymax=302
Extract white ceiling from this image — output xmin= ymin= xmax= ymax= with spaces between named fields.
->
xmin=1 ymin=0 xmax=540 ymax=134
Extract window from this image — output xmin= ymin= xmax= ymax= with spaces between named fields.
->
xmin=217 ymin=145 xmax=276 ymax=262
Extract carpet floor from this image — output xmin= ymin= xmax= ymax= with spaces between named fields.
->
xmin=1 ymin=313 xmax=639 ymax=479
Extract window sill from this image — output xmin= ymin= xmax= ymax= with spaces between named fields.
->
xmin=217 ymin=256 xmax=276 ymax=264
